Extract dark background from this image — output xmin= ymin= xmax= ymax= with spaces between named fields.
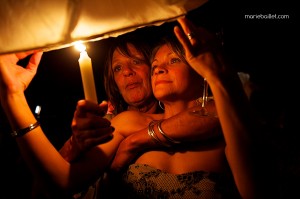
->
xmin=0 ymin=0 xmax=297 ymax=198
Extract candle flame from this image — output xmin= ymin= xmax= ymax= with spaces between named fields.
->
xmin=74 ymin=42 xmax=86 ymax=52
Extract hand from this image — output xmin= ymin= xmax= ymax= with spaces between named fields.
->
xmin=65 ymin=100 xmax=114 ymax=161
xmin=110 ymin=129 xmax=155 ymax=172
xmin=174 ymin=17 xmax=227 ymax=82
xmin=0 ymin=51 xmax=43 ymax=95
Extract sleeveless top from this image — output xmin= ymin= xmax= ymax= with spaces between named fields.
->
xmin=94 ymin=163 xmax=241 ymax=199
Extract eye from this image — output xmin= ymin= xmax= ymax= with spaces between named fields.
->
xmin=133 ymin=59 xmax=140 ymax=65
xmin=132 ymin=58 xmax=145 ymax=65
xmin=113 ymin=65 xmax=121 ymax=72
xmin=170 ymin=57 xmax=181 ymax=64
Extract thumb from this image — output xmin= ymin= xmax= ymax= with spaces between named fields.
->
xmin=99 ymin=100 xmax=109 ymax=114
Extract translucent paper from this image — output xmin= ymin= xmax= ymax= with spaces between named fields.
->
xmin=0 ymin=0 xmax=207 ymax=54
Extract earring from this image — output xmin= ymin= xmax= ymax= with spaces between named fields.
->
xmin=195 ymin=97 xmax=203 ymax=106
xmin=159 ymin=101 xmax=165 ymax=110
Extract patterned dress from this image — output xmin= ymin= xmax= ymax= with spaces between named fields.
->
xmin=99 ymin=163 xmax=241 ymax=199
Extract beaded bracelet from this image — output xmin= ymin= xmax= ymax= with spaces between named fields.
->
xmin=11 ymin=121 xmax=40 ymax=138
xmin=157 ymin=120 xmax=181 ymax=145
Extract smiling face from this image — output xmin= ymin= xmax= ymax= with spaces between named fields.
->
xmin=112 ymin=43 xmax=153 ymax=108
xmin=151 ymin=44 xmax=202 ymax=103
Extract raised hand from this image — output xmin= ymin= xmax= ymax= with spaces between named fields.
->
xmin=0 ymin=51 xmax=43 ymax=95
xmin=174 ymin=17 xmax=226 ymax=82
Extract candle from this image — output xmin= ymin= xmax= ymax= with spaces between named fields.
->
xmin=76 ymin=44 xmax=98 ymax=103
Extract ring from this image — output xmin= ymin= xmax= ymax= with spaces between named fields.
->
xmin=187 ymin=32 xmax=194 ymax=40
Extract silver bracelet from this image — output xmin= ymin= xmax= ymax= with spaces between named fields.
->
xmin=148 ymin=120 xmax=171 ymax=147
xmin=157 ymin=120 xmax=181 ymax=144
xmin=11 ymin=121 xmax=40 ymax=138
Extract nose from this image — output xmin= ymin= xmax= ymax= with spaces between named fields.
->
xmin=153 ymin=64 xmax=167 ymax=75
xmin=122 ymin=65 xmax=135 ymax=76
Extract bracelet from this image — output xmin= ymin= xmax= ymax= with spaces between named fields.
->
xmin=157 ymin=120 xmax=181 ymax=144
xmin=148 ymin=120 xmax=171 ymax=147
xmin=11 ymin=121 xmax=40 ymax=138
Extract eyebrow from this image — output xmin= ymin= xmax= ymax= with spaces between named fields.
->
xmin=153 ymin=51 xmax=174 ymax=62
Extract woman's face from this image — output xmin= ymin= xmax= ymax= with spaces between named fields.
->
xmin=112 ymin=43 xmax=153 ymax=107
xmin=151 ymin=44 xmax=201 ymax=102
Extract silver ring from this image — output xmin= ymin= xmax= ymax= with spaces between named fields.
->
xmin=187 ymin=32 xmax=194 ymax=40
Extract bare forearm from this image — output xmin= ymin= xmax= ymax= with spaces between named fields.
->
xmin=1 ymin=93 xmax=109 ymax=194
xmin=158 ymin=104 xmax=221 ymax=143
xmin=59 ymin=138 xmax=78 ymax=162
xmin=111 ymin=106 xmax=221 ymax=171
xmin=1 ymin=93 xmax=72 ymax=188
xmin=208 ymin=72 xmax=261 ymax=199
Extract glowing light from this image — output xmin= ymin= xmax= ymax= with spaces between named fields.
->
xmin=74 ymin=42 xmax=98 ymax=103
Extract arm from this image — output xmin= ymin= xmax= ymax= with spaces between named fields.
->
xmin=110 ymin=102 xmax=221 ymax=171
xmin=175 ymin=17 xmax=265 ymax=199
xmin=0 ymin=52 xmax=121 ymax=196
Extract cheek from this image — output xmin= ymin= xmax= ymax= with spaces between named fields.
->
xmin=151 ymin=76 xmax=156 ymax=90
xmin=174 ymin=71 xmax=191 ymax=90
xmin=114 ymin=75 xmax=123 ymax=90
xmin=138 ymin=69 xmax=151 ymax=85
xmin=139 ymin=67 xmax=151 ymax=78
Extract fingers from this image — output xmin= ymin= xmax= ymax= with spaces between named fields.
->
xmin=71 ymin=99 xmax=113 ymax=153
xmin=176 ymin=17 xmax=199 ymax=46
xmin=99 ymin=100 xmax=109 ymax=114
xmin=27 ymin=51 xmax=43 ymax=71
xmin=72 ymin=115 xmax=111 ymax=131
xmin=29 ymin=51 xmax=43 ymax=66
xmin=174 ymin=17 xmax=200 ymax=58
xmin=75 ymin=100 xmax=107 ymax=117
xmin=99 ymin=100 xmax=108 ymax=107
xmin=15 ymin=51 xmax=37 ymax=60
xmin=71 ymin=116 xmax=114 ymax=151
xmin=110 ymin=145 xmax=133 ymax=172
xmin=174 ymin=26 xmax=191 ymax=53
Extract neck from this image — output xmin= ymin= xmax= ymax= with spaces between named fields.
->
xmin=127 ymin=99 xmax=161 ymax=114
xmin=162 ymin=97 xmax=203 ymax=118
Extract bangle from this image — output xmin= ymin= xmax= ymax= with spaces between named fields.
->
xmin=11 ymin=121 xmax=40 ymax=138
xmin=157 ymin=120 xmax=181 ymax=144
xmin=148 ymin=120 xmax=171 ymax=147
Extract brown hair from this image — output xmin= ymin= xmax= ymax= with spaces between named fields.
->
xmin=103 ymin=33 xmax=153 ymax=114
xmin=150 ymin=31 xmax=205 ymax=96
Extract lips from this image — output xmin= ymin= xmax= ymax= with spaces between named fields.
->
xmin=126 ymin=82 xmax=140 ymax=89
xmin=155 ymin=80 xmax=172 ymax=86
